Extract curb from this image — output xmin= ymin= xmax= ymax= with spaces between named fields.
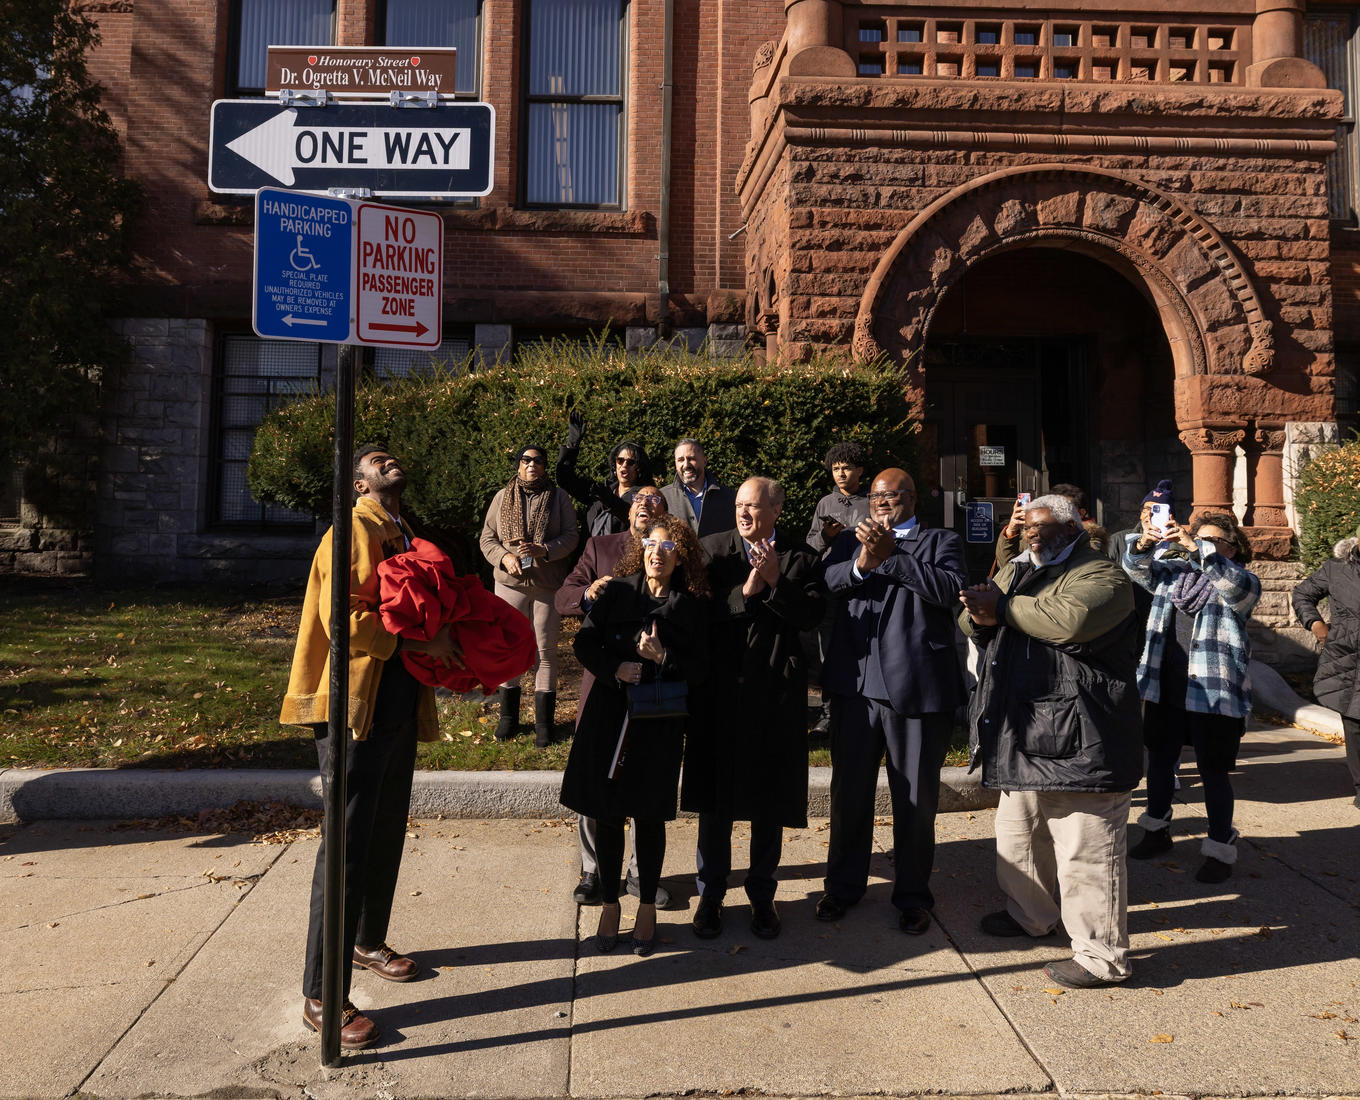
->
xmin=1249 ymin=658 xmax=1344 ymax=737
xmin=0 ymin=765 xmax=996 ymax=824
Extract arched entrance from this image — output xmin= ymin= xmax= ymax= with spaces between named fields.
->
xmin=914 ymin=247 xmax=1179 ymax=577
xmin=855 ymin=163 xmax=1292 ymax=559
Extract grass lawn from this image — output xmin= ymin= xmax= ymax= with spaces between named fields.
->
xmin=0 ymin=576 xmax=967 ymax=770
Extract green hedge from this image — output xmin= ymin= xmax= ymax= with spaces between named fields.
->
xmin=248 ymin=340 xmax=922 ymax=556
xmin=1294 ymin=435 xmax=1360 ymax=570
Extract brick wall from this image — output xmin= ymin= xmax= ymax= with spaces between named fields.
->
xmin=89 ymin=0 xmax=774 ymax=331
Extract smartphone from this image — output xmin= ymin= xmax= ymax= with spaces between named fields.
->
xmin=1148 ymin=502 xmax=1171 ymax=536
xmin=1018 ymin=492 xmax=1031 ymax=506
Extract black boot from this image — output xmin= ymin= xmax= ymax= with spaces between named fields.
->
xmin=534 ymin=691 xmax=556 ymax=748
xmin=495 ymin=686 xmax=521 ymax=741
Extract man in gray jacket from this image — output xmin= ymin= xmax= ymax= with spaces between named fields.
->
xmin=959 ymin=494 xmax=1141 ymax=989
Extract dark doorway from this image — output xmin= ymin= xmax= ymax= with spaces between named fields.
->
xmin=918 ymin=338 xmax=1091 ymax=581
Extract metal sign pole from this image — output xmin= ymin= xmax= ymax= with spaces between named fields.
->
xmin=321 ymin=342 xmax=358 ymax=1067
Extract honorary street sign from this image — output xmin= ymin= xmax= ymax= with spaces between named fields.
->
xmin=266 ymin=46 xmax=457 ymax=98
xmin=209 ymin=100 xmax=494 ymax=197
xmin=253 ymin=189 xmax=354 ymax=343
xmin=251 ymin=187 xmax=443 ymax=349
xmin=355 ymin=202 xmax=442 ymax=347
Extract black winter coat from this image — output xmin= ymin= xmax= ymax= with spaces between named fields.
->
xmin=968 ymin=546 xmax=1143 ymax=793
xmin=680 ymin=531 xmax=825 ymax=826
xmin=559 ymin=573 xmax=707 ymax=821
xmin=1292 ymin=551 xmax=1360 ymax=719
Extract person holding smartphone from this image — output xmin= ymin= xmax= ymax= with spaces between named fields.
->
xmin=480 ymin=444 xmax=580 ymax=745
xmin=1122 ymin=508 xmax=1261 ymax=883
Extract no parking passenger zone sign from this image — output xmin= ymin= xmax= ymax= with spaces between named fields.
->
xmin=253 ymin=186 xmax=443 ymax=349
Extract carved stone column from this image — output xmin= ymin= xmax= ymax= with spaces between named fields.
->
xmin=1179 ymin=427 xmax=1244 ymax=517
xmin=1245 ymin=425 xmax=1293 ymax=558
xmin=784 ymin=0 xmax=855 ymax=76
xmin=1248 ymin=0 xmax=1326 ymax=88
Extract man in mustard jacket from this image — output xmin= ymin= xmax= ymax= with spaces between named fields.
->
xmin=281 ymin=445 xmax=455 ymax=1049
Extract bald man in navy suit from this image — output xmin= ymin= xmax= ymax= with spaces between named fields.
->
xmin=816 ymin=468 xmax=966 ymax=935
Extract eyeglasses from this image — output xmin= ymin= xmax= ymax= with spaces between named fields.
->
xmin=868 ymin=490 xmax=913 ymax=503
xmin=633 ymin=494 xmax=663 ymax=506
xmin=616 ymin=457 xmax=637 ymax=467
xmin=519 ymin=454 xmax=545 ymax=466
xmin=642 ymin=539 xmax=677 ymax=552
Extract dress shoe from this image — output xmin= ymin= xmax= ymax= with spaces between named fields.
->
xmin=1128 ymin=827 xmax=1173 ymax=860
xmin=352 ymin=942 xmax=417 ymax=982
xmin=595 ymin=901 xmax=621 ymax=952
xmin=815 ymin=893 xmax=854 ymax=922
xmin=631 ymin=933 xmax=656 ymax=957
xmin=301 ymin=997 xmax=380 ymax=1049
xmin=898 ymin=905 xmax=932 ymax=935
xmin=980 ymin=910 xmax=1050 ymax=938
xmin=1043 ymin=959 xmax=1127 ymax=989
xmin=1195 ymin=856 xmax=1233 ymax=884
xmin=750 ymin=899 xmax=781 ymax=939
xmin=573 ymin=872 xmax=602 ymax=905
xmin=691 ymin=894 xmax=724 ymax=938
xmin=625 ymin=874 xmax=672 ymax=910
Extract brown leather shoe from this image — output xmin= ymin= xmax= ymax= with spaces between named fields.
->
xmin=353 ymin=942 xmax=418 ymax=982
xmin=301 ymin=997 xmax=380 ymax=1049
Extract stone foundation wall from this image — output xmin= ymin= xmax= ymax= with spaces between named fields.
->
xmin=97 ymin=318 xmax=316 ymax=585
xmin=0 ymin=448 xmax=97 ymax=576
xmin=1249 ymin=559 xmax=1319 ymax=672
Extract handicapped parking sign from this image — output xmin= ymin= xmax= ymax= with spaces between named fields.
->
xmin=253 ymin=188 xmax=355 ymax=343
xmin=966 ymin=500 xmax=995 ymax=543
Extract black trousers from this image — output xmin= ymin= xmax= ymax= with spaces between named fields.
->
xmin=1343 ymin=716 xmax=1360 ymax=799
xmin=695 ymin=813 xmax=783 ymax=904
xmin=1143 ymin=700 xmax=1243 ymax=845
xmin=824 ymin=697 xmax=950 ymax=911
xmin=302 ymin=662 xmax=420 ymax=1000
xmin=594 ymin=817 xmax=666 ymax=904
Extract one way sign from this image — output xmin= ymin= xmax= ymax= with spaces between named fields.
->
xmin=209 ymin=100 xmax=494 ymax=197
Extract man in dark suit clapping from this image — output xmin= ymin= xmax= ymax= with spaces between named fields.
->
xmin=817 ymin=469 xmax=966 ymax=935
xmin=683 ymin=476 xmax=824 ymax=940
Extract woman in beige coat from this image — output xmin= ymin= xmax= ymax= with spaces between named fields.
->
xmin=480 ymin=444 xmax=579 ymax=745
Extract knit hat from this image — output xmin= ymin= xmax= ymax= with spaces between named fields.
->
xmin=1142 ymin=479 xmax=1174 ymax=514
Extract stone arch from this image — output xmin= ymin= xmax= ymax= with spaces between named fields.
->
xmin=853 ymin=164 xmax=1274 ymax=381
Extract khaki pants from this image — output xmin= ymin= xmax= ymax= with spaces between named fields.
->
xmin=493 ymin=581 xmax=561 ymax=693
xmin=995 ymin=789 xmax=1132 ymax=981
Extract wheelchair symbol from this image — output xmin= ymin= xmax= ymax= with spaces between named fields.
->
xmin=290 ymin=236 xmax=320 ymax=272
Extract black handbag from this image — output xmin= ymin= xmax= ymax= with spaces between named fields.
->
xmin=626 ymin=679 xmax=689 ymax=719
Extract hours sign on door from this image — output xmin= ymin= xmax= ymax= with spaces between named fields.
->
xmin=356 ymin=204 xmax=442 ymax=346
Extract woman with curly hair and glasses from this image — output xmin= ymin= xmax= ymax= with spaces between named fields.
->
xmin=480 ymin=444 xmax=580 ymax=745
xmin=560 ymin=513 xmax=709 ymax=956
xmin=1122 ymin=508 xmax=1261 ymax=884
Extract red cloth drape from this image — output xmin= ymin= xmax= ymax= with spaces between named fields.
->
xmin=377 ymin=538 xmax=536 ymax=694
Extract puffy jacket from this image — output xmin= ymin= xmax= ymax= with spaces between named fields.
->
xmin=960 ymin=534 xmax=1143 ymax=792
xmin=1292 ymin=542 xmax=1360 ymax=719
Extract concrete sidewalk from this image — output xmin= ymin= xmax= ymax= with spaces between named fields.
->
xmin=2 ymin=720 xmax=1357 ymax=1100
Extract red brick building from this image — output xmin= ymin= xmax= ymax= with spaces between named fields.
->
xmin=4 ymin=0 xmax=1359 ymax=621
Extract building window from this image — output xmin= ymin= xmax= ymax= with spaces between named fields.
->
xmin=1305 ymin=13 xmax=1358 ymax=223
xmin=1337 ymin=351 xmax=1360 ymax=427
xmin=380 ymin=0 xmax=480 ymax=96
xmin=523 ymin=0 xmax=627 ymax=208
xmin=212 ymin=335 xmax=322 ymax=526
xmin=228 ymin=0 xmax=335 ymax=96
xmin=374 ymin=331 xmax=475 ymax=380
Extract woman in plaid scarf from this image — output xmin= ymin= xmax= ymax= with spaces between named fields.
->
xmin=1122 ymin=507 xmax=1261 ymax=884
